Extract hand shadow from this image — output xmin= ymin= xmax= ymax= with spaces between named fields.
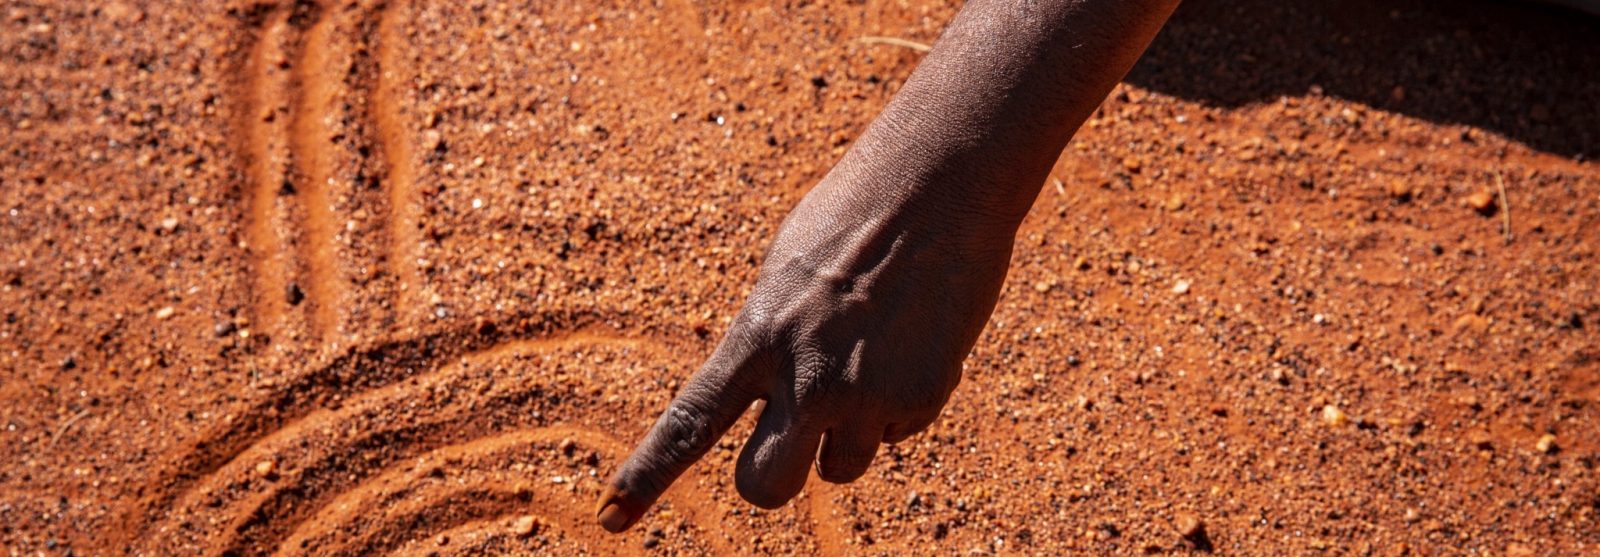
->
xmin=1127 ymin=0 xmax=1599 ymax=160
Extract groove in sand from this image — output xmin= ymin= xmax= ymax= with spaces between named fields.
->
xmin=288 ymin=4 xmax=344 ymax=338
xmin=123 ymin=314 xmax=625 ymax=541
xmin=273 ymin=428 xmax=648 ymax=556
xmin=373 ymin=0 xmax=423 ymax=318
xmin=240 ymin=9 xmax=292 ymax=335
xmin=388 ymin=515 xmax=588 ymax=557
xmin=136 ymin=329 xmax=671 ymax=554
xmin=164 ymin=335 xmax=764 ymax=556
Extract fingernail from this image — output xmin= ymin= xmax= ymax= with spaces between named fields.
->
xmin=597 ymin=502 xmax=630 ymax=533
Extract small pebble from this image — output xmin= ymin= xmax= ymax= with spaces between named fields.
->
xmin=1033 ymin=281 xmax=1052 ymax=293
xmin=642 ymin=537 xmax=660 ymax=549
xmin=1464 ymin=190 xmax=1495 ymax=213
xmin=1387 ymin=179 xmax=1413 ymax=200
xmin=1171 ymin=280 xmax=1191 ymax=295
xmin=1535 ymin=433 xmax=1558 ymax=454
xmin=1173 ymin=512 xmax=1203 ymax=539
xmin=1453 ymin=314 xmax=1488 ymax=335
xmin=512 ymin=515 xmax=539 ymax=537
xmin=1321 ymin=405 xmax=1349 ymax=427
xmin=255 ymin=460 xmax=275 ymax=477
xmin=155 ymin=306 xmax=176 ymax=320
xmin=160 ymin=217 xmax=179 ymax=231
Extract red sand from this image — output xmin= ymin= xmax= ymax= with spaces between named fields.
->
xmin=2 ymin=0 xmax=1596 ymax=554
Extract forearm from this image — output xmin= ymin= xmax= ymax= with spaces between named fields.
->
xmin=813 ymin=0 xmax=1180 ymax=236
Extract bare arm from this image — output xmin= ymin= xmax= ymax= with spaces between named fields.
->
xmin=596 ymin=0 xmax=1181 ymax=533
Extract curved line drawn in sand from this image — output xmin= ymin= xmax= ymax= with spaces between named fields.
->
xmin=129 ymin=327 xmax=801 ymax=556
xmin=271 ymin=428 xmax=718 ymax=556
xmin=165 ymin=2 xmax=853 ymax=554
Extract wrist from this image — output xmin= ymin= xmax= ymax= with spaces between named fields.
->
xmin=830 ymin=124 xmax=1037 ymax=233
xmin=782 ymin=155 xmax=1020 ymax=271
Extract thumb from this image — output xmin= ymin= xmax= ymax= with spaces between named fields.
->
xmin=596 ymin=332 xmax=770 ymax=532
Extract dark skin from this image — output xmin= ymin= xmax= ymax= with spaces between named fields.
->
xmin=595 ymin=0 xmax=1182 ymax=532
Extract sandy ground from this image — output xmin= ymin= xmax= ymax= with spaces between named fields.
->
xmin=2 ymin=0 xmax=1597 ymax=554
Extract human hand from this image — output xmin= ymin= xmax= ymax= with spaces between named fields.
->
xmin=594 ymin=167 xmax=1015 ymax=532
xmin=592 ymin=0 xmax=1181 ymax=533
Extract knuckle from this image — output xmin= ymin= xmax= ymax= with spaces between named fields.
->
xmin=791 ymin=366 xmax=835 ymax=406
xmin=788 ymin=345 xmax=839 ymax=407
xmin=729 ymin=309 xmax=777 ymax=348
xmin=654 ymin=402 xmax=715 ymax=463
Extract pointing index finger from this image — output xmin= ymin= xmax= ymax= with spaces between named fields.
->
xmin=596 ymin=336 xmax=769 ymax=532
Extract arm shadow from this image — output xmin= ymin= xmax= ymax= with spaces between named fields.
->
xmin=1126 ymin=0 xmax=1599 ymax=159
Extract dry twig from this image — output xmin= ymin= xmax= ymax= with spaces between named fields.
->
xmin=857 ymin=36 xmax=932 ymax=52
xmin=1495 ymin=172 xmax=1513 ymax=244
xmin=51 ymin=409 xmax=91 ymax=446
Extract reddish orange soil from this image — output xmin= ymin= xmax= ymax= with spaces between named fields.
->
xmin=3 ymin=0 xmax=1597 ymax=555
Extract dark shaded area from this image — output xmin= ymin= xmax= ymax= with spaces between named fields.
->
xmin=1128 ymin=0 xmax=1599 ymax=158
xmin=1185 ymin=524 xmax=1215 ymax=553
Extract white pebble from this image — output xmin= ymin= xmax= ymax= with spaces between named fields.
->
xmin=1321 ymin=405 xmax=1348 ymax=427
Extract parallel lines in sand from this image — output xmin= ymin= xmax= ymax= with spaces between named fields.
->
xmin=286 ymin=2 xmax=344 ymax=338
xmin=372 ymin=0 xmax=423 ymax=321
xmin=238 ymin=8 xmax=293 ymax=336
